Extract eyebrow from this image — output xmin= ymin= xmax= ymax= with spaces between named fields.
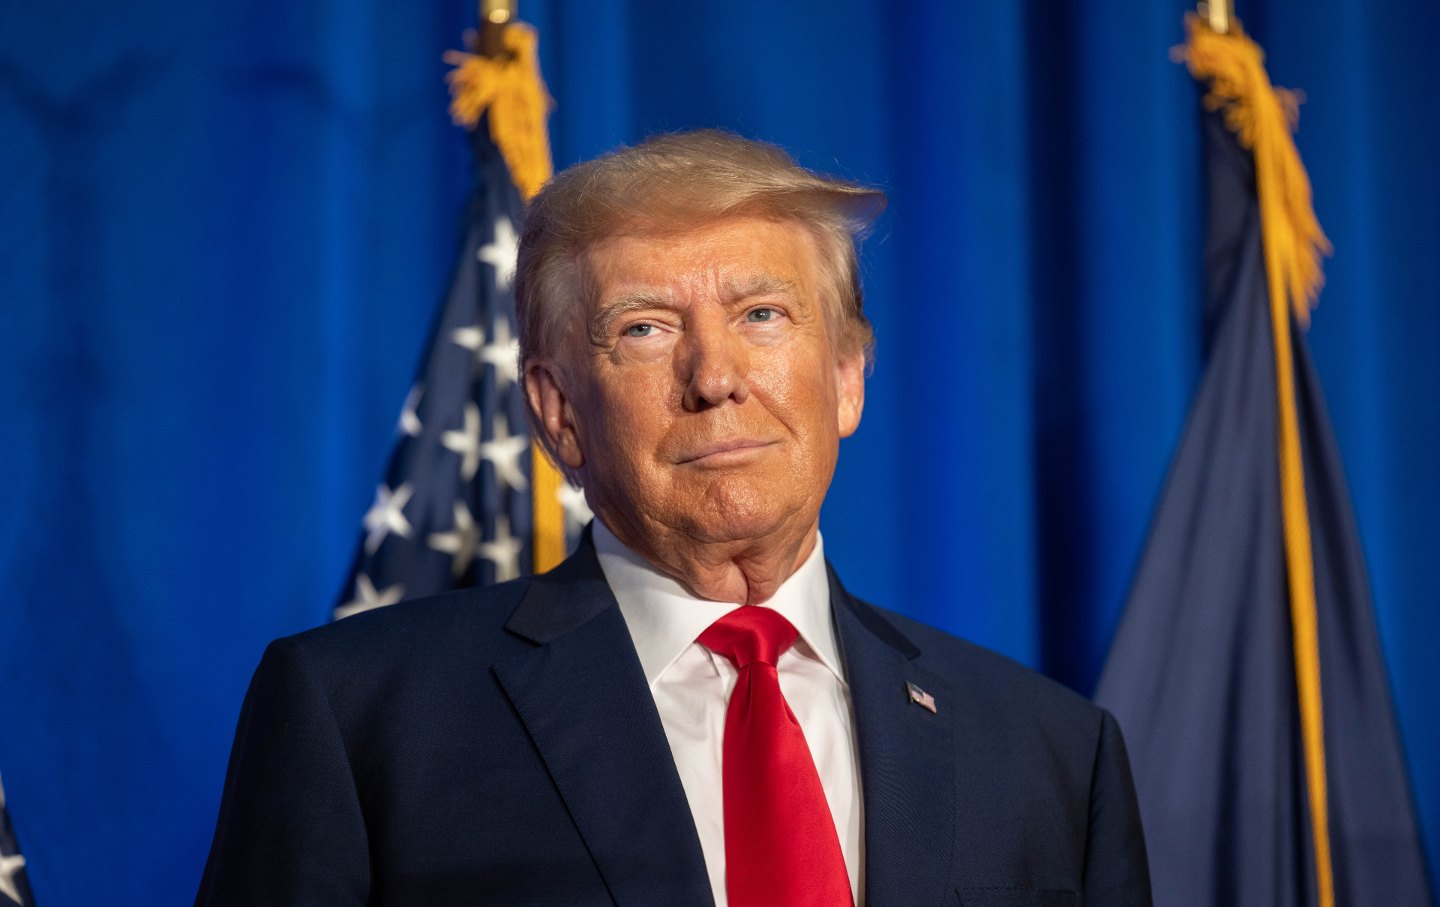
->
xmin=589 ymin=291 xmax=674 ymax=342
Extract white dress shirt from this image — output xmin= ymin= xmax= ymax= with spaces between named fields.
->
xmin=593 ymin=520 xmax=864 ymax=906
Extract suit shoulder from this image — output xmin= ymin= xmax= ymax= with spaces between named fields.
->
xmin=276 ymin=577 xmax=533 ymax=673
xmin=238 ymin=578 xmax=541 ymax=734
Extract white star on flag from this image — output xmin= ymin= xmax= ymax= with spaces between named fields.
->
xmin=428 ymin=500 xmax=481 ymax=578
xmin=0 ymin=773 xmax=27 ymax=905
xmin=441 ymin=403 xmax=483 ymax=481
xmin=557 ymin=481 xmax=593 ymax=536
xmin=336 ymin=573 xmax=406 ymax=620
xmin=482 ymin=411 xmax=529 ymax=491
xmin=363 ymin=482 xmax=415 ymax=555
xmin=450 ymin=324 xmax=484 ymax=356
xmin=477 ymin=214 xmax=518 ymax=290
xmin=449 ymin=318 xmax=519 ymax=391
xmin=480 ymin=316 xmax=520 ymax=391
xmin=0 ymin=850 xmax=25 ymax=904
xmin=479 ymin=513 xmax=523 ymax=582
xmin=397 ymin=384 xmax=424 ymax=437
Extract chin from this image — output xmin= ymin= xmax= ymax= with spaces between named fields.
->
xmin=679 ymin=481 xmax=806 ymax=545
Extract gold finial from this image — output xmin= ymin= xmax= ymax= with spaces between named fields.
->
xmin=482 ymin=0 xmax=515 ymax=25
xmin=479 ymin=0 xmax=517 ymax=57
xmin=1199 ymin=0 xmax=1232 ymax=34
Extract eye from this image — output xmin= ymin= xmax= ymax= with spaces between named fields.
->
xmin=746 ymin=307 xmax=780 ymax=323
xmin=623 ymin=323 xmax=656 ymax=338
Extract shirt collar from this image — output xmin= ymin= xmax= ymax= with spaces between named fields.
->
xmin=592 ymin=519 xmax=844 ymax=688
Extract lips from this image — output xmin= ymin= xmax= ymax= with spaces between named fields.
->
xmin=676 ymin=438 xmax=777 ymax=465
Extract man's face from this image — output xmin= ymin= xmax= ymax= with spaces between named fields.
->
xmin=529 ymin=214 xmax=865 ymax=554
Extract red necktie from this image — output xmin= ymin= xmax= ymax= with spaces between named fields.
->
xmin=699 ymin=607 xmax=854 ymax=907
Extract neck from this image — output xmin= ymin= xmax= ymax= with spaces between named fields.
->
xmin=599 ymin=516 xmax=819 ymax=605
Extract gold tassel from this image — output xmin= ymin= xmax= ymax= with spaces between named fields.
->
xmin=445 ymin=22 xmax=566 ymax=571
xmin=1180 ymin=13 xmax=1332 ymax=325
xmin=1180 ymin=14 xmax=1334 ymax=907
xmin=444 ymin=22 xmax=554 ymax=202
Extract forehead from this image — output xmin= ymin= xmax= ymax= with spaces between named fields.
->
xmin=579 ymin=215 xmax=822 ymax=299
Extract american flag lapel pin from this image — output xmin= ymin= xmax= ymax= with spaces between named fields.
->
xmin=906 ymin=681 xmax=938 ymax=714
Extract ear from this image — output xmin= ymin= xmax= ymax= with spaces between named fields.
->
xmin=835 ymin=350 xmax=866 ymax=439
xmin=524 ymin=360 xmax=586 ymax=470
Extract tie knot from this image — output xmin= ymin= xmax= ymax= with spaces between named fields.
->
xmin=698 ymin=606 xmax=798 ymax=668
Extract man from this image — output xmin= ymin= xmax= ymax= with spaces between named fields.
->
xmin=197 ymin=131 xmax=1152 ymax=906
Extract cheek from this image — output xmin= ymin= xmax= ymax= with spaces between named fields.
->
xmin=760 ymin=352 xmax=840 ymax=431
xmin=587 ymin=377 xmax=671 ymax=461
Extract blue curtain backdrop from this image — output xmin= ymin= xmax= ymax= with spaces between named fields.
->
xmin=1 ymin=0 xmax=1435 ymax=903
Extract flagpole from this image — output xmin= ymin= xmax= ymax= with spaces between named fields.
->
xmin=462 ymin=0 xmax=569 ymax=572
xmin=479 ymin=0 xmax=517 ymax=57
xmin=1200 ymin=0 xmax=1232 ymax=34
xmin=1182 ymin=10 xmax=1340 ymax=906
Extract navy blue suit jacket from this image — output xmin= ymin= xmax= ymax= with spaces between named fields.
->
xmin=197 ymin=542 xmax=1151 ymax=906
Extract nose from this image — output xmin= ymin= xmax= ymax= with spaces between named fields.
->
xmin=681 ymin=318 xmax=750 ymax=412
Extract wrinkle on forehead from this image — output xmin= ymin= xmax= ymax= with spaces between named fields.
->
xmin=587 ymin=251 xmax=805 ymax=316
xmin=599 ymin=272 xmax=797 ymax=311
xmin=724 ymin=273 xmax=797 ymax=301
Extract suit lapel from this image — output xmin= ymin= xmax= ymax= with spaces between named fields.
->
xmin=494 ymin=544 xmax=713 ymax=907
xmin=830 ymin=568 xmax=957 ymax=907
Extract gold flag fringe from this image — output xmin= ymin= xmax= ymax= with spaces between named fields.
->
xmin=1180 ymin=13 xmax=1332 ymax=325
xmin=1179 ymin=14 xmax=1334 ymax=907
xmin=444 ymin=22 xmax=554 ymax=203
xmin=445 ymin=22 xmax=565 ymax=571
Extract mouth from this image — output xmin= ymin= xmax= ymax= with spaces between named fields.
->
xmin=676 ymin=438 xmax=777 ymax=466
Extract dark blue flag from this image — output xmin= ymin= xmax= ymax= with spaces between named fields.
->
xmin=1095 ymin=26 xmax=1435 ymax=907
xmin=0 ymin=775 xmax=35 ymax=907
xmin=335 ymin=120 xmax=585 ymax=619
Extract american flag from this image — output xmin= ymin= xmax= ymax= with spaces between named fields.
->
xmin=335 ymin=121 xmax=587 ymax=621
xmin=0 ymin=775 xmax=35 ymax=907
xmin=906 ymin=682 xmax=937 ymax=715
